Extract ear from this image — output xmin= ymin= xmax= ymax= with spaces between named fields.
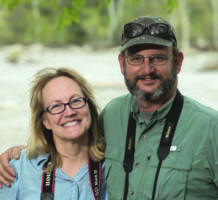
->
xmin=42 ymin=114 xmax=51 ymax=130
xmin=176 ymin=51 xmax=184 ymax=74
xmin=118 ymin=53 xmax=125 ymax=75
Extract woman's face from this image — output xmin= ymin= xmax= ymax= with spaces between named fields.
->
xmin=42 ymin=76 xmax=91 ymax=145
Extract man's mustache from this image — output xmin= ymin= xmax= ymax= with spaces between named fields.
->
xmin=134 ymin=73 xmax=161 ymax=82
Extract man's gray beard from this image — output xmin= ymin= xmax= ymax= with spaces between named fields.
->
xmin=124 ymin=65 xmax=177 ymax=102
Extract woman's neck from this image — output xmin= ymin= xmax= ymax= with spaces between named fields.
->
xmin=55 ymin=140 xmax=89 ymax=178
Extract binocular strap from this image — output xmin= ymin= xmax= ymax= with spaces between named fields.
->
xmin=123 ymin=90 xmax=184 ymax=200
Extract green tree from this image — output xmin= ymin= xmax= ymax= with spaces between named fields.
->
xmin=0 ymin=0 xmax=178 ymax=29
xmin=0 ymin=0 xmax=217 ymax=51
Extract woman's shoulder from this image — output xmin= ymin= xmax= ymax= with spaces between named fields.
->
xmin=10 ymin=149 xmax=49 ymax=173
xmin=9 ymin=149 xmax=27 ymax=166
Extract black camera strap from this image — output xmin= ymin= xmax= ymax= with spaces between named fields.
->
xmin=40 ymin=156 xmax=55 ymax=200
xmin=88 ymin=158 xmax=102 ymax=200
xmin=151 ymin=90 xmax=183 ymax=200
xmin=123 ymin=90 xmax=183 ymax=200
xmin=41 ymin=156 xmax=102 ymax=200
xmin=123 ymin=115 xmax=136 ymax=200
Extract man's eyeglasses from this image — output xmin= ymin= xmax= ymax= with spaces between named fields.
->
xmin=124 ymin=54 xmax=172 ymax=66
xmin=45 ymin=97 xmax=89 ymax=115
xmin=123 ymin=22 xmax=172 ymax=39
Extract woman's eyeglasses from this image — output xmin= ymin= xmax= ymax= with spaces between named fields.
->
xmin=45 ymin=97 xmax=89 ymax=115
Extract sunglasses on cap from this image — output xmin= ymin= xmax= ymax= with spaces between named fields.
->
xmin=122 ymin=22 xmax=177 ymax=46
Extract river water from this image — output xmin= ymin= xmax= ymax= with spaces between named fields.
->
xmin=0 ymin=45 xmax=218 ymax=153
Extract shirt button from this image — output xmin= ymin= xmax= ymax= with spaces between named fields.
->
xmin=135 ymin=163 xmax=140 ymax=168
xmin=141 ymin=135 xmax=146 ymax=139
xmin=130 ymin=191 xmax=134 ymax=195
xmin=159 ymin=119 xmax=163 ymax=124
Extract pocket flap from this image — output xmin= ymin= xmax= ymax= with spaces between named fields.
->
xmin=151 ymin=153 xmax=192 ymax=171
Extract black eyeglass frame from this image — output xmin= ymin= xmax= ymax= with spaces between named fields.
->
xmin=45 ymin=97 xmax=89 ymax=115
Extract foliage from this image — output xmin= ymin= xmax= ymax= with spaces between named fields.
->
xmin=0 ymin=0 xmax=178 ymax=29
xmin=0 ymin=0 xmax=217 ymax=50
xmin=165 ymin=0 xmax=178 ymax=13
xmin=57 ymin=0 xmax=86 ymax=29
xmin=0 ymin=0 xmax=25 ymax=11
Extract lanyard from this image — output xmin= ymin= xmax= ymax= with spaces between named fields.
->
xmin=88 ymin=158 xmax=102 ymax=200
xmin=40 ymin=156 xmax=102 ymax=200
xmin=123 ymin=114 xmax=136 ymax=200
xmin=123 ymin=90 xmax=184 ymax=200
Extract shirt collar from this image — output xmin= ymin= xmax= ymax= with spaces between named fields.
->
xmin=36 ymin=153 xmax=50 ymax=167
xmin=130 ymin=92 xmax=177 ymax=123
xmin=35 ymin=153 xmax=88 ymax=182
xmin=152 ymin=93 xmax=176 ymax=121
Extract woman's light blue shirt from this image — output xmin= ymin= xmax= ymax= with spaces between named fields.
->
xmin=0 ymin=150 xmax=108 ymax=200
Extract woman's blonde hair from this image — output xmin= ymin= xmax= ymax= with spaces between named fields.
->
xmin=27 ymin=67 xmax=105 ymax=171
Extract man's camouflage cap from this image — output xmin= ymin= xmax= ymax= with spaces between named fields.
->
xmin=120 ymin=16 xmax=177 ymax=52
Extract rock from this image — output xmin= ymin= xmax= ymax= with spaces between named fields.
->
xmin=6 ymin=44 xmax=24 ymax=63
xmin=197 ymin=52 xmax=218 ymax=71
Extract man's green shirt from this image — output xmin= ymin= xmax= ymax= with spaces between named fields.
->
xmin=100 ymin=93 xmax=218 ymax=200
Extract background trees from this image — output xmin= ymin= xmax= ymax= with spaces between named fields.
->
xmin=0 ymin=0 xmax=217 ymax=51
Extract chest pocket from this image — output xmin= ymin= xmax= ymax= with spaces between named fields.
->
xmin=147 ymin=152 xmax=192 ymax=200
xmin=105 ymin=145 xmax=125 ymax=200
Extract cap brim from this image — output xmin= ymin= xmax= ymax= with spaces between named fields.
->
xmin=120 ymin=35 xmax=173 ymax=52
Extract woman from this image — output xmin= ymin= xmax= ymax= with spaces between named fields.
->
xmin=0 ymin=67 xmax=108 ymax=200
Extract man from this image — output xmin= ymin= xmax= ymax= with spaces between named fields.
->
xmin=100 ymin=16 xmax=218 ymax=199
xmin=0 ymin=16 xmax=218 ymax=199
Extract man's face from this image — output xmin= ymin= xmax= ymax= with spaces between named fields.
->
xmin=119 ymin=45 xmax=183 ymax=102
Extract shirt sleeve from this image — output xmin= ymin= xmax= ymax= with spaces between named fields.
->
xmin=99 ymin=161 xmax=108 ymax=200
xmin=0 ymin=161 xmax=18 ymax=199
xmin=207 ymin=121 xmax=218 ymax=188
